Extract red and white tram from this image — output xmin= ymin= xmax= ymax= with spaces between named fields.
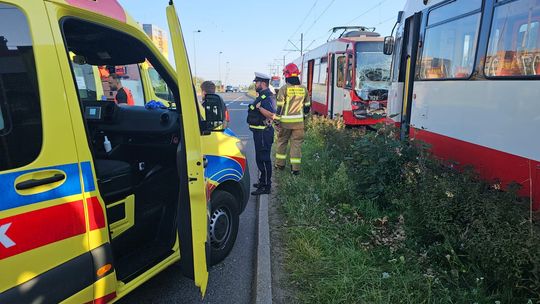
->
xmin=385 ymin=0 xmax=540 ymax=209
xmin=294 ymin=26 xmax=392 ymax=126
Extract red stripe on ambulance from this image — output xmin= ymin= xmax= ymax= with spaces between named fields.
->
xmin=0 ymin=197 xmax=105 ymax=260
xmin=87 ymin=197 xmax=106 ymax=230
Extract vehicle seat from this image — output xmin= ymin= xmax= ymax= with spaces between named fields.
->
xmin=94 ymin=159 xmax=132 ymax=203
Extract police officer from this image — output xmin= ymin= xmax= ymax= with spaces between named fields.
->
xmin=247 ymin=72 xmax=276 ymax=195
xmin=275 ymin=63 xmax=311 ymax=175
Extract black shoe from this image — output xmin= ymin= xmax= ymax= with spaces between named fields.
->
xmin=291 ymin=171 xmax=300 ymax=176
xmin=251 ymin=186 xmax=271 ymax=195
xmin=253 ymin=183 xmax=263 ymax=188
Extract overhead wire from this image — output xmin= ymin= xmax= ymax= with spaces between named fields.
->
xmin=345 ymin=0 xmax=389 ymax=25
xmin=302 ymin=0 xmax=337 ymax=38
xmin=282 ymin=0 xmax=320 ymax=49
xmin=375 ymin=16 xmax=396 ymax=27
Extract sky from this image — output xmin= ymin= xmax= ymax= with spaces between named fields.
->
xmin=118 ymin=0 xmax=407 ymax=86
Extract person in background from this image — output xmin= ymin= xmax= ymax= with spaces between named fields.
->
xmin=201 ymin=80 xmax=229 ymax=125
xmin=200 ymin=80 xmax=216 ymax=101
xmin=108 ymin=73 xmax=134 ymax=105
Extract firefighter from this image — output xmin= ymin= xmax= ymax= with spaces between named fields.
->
xmin=108 ymin=73 xmax=135 ymax=105
xmin=247 ymin=72 xmax=276 ymax=195
xmin=275 ymin=63 xmax=311 ymax=175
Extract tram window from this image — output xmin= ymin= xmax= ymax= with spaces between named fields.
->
xmin=485 ymin=0 xmax=540 ymax=77
xmin=319 ymin=61 xmax=328 ymax=85
xmin=419 ymin=11 xmax=481 ymax=79
xmin=337 ymin=55 xmax=346 ymax=87
xmin=313 ymin=63 xmax=320 ymax=84
xmin=345 ymin=53 xmax=354 ymax=88
xmin=428 ymin=0 xmax=482 ymax=26
xmin=391 ymin=36 xmax=403 ymax=82
xmin=302 ymin=62 xmax=308 ymax=84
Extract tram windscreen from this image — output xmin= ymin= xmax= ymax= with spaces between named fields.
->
xmin=355 ymin=42 xmax=392 ymax=100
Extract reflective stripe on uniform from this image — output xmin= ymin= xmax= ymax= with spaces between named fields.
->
xmin=280 ymin=114 xmax=304 ymax=123
xmin=286 ymin=87 xmax=306 ymax=95
xmin=281 ymin=118 xmax=304 ymax=123
xmin=249 ymin=125 xmax=266 ymax=130
xmin=290 ymin=158 xmax=301 ymax=164
xmin=276 ymin=101 xmax=285 ymax=106
xmin=281 ymin=114 xmax=303 ymax=119
xmin=276 ymin=153 xmax=287 ymax=160
xmin=261 ymin=94 xmax=267 ymax=99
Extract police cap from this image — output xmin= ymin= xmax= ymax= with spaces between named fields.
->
xmin=253 ymin=72 xmax=271 ymax=82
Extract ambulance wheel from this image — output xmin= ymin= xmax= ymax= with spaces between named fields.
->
xmin=209 ymin=190 xmax=239 ymax=266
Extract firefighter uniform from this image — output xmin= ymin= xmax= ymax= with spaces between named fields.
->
xmin=275 ymin=67 xmax=311 ymax=173
xmin=247 ymin=73 xmax=276 ymax=194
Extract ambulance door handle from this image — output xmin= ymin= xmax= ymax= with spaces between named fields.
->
xmin=16 ymin=173 xmax=66 ymax=190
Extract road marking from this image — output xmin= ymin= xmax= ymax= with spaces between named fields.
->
xmin=233 ymin=96 xmax=243 ymax=102
xmin=0 ymin=223 xmax=15 ymax=248
xmin=240 ymin=102 xmax=251 ymax=106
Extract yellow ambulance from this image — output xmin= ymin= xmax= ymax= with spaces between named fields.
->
xmin=0 ymin=0 xmax=248 ymax=302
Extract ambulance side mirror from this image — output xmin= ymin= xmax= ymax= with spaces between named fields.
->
xmin=202 ymin=93 xmax=225 ymax=132
xmin=383 ymin=36 xmax=395 ymax=55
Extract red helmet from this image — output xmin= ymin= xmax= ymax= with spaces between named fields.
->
xmin=283 ymin=63 xmax=300 ymax=78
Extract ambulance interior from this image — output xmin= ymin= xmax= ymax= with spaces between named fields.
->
xmin=62 ymin=18 xmax=188 ymax=281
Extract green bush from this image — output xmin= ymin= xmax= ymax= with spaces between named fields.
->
xmin=278 ymin=117 xmax=540 ymax=303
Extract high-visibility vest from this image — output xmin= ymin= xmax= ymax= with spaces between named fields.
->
xmin=276 ymin=85 xmax=310 ymax=124
xmin=114 ymin=87 xmax=135 ymax=106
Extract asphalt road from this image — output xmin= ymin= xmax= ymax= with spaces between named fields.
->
xmin=119 ymin=92 xmax=257 ymax=304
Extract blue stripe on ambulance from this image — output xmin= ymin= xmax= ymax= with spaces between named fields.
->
xmin=204 ymin=155 xmax=243 ymax=183
xmin=0 ymin=163 xmax=82 ymax=211
xmin=223 ymin=128 xmax=237 ymax=137
xmin=80 ymin=161 xmax=95 ymax=192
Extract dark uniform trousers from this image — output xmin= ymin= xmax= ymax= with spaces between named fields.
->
xmin=252 ymin=126 xmax=274 ymax=187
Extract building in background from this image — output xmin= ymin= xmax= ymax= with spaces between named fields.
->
xmin=142 ymin=24 xmax=169 ymax=59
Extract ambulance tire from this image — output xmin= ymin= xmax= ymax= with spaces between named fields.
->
xmin=209 ymin=190 xmax=240 ymax=266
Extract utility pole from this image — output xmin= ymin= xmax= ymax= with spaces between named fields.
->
xmin=283 ymin=34 xmax=304 ymax=56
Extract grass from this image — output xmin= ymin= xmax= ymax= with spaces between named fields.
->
xmin=275 ymin=117 xmax=540 ymax=304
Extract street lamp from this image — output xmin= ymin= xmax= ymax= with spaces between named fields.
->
xmin=225 ymin=61 xmax=230 ymax=86
xmin=192 ymin=30 xmax=201 ymax=87
xmin=218 ymin=51 xmax=223 ymax=88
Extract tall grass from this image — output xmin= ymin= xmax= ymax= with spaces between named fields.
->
xmin=276 ymin=117 xmax=540 ymax=303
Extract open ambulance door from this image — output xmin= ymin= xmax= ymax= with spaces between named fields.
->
xmin=166 ymin=1 xmax=209 ymax=296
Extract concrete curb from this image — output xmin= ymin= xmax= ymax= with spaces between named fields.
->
xmin=255 ymin=194 xmax=272 ymax=304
